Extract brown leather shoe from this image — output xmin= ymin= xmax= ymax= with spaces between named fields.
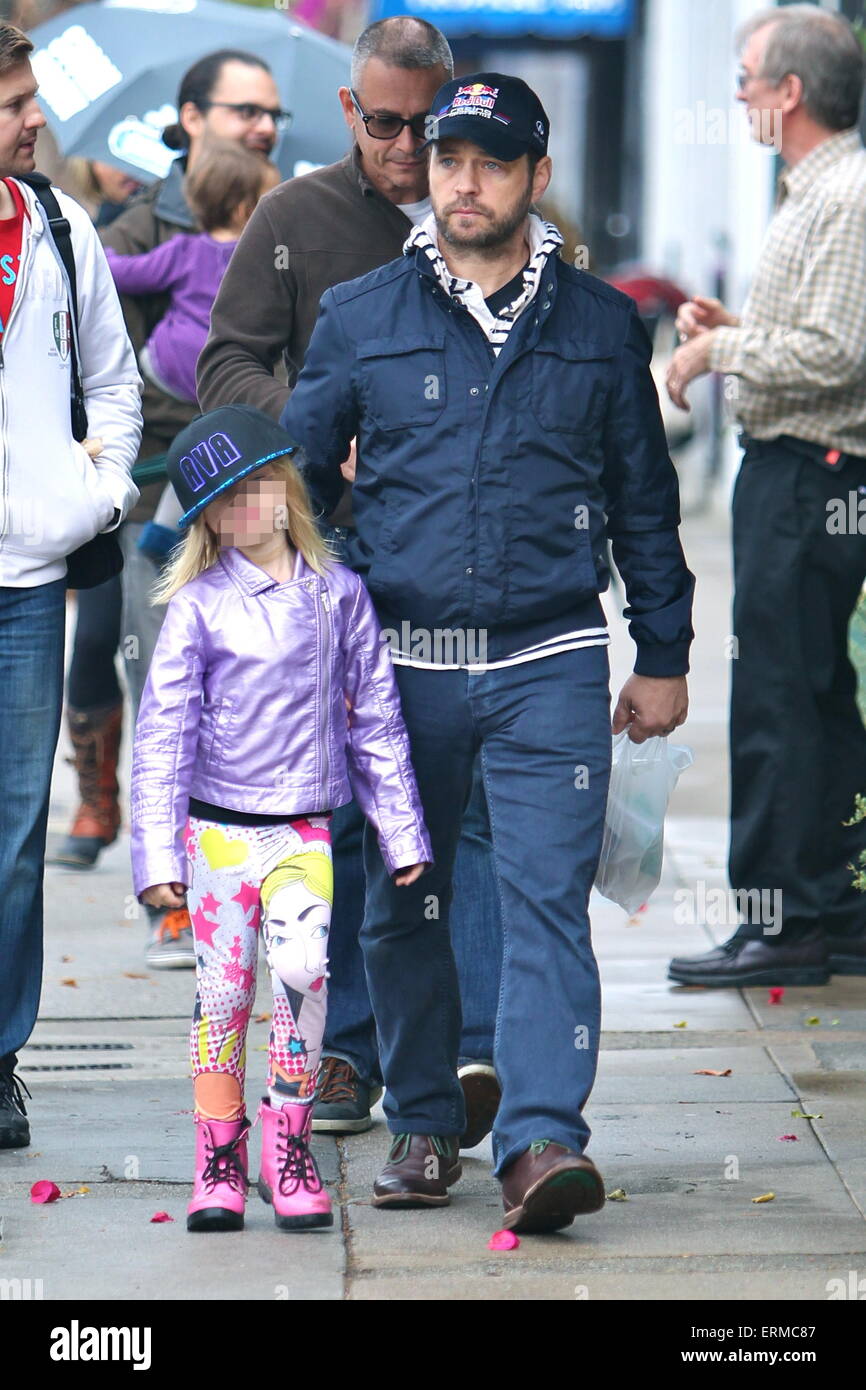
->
xmin=372 ymin=1133 xmax=461 ymax=1208
xmin=458 ymin=1063 xmax=501 ymax=1149
xmin=501 ymin=1140 xmax=605 ymax=1233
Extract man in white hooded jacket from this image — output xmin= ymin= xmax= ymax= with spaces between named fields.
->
xmin=0 ymin=22 xmax=142 ymax=1149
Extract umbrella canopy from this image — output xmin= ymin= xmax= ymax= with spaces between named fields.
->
xmin=29 ymin=0 xmax=351 ymax=183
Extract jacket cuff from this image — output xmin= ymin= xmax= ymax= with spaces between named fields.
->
xmin=380 ymin=831 xmax=434 ymax=877
xmin=634 ymin=642 xmax=691 ymax=678
xmin=133 ymin=853 xmax=188 ymax=900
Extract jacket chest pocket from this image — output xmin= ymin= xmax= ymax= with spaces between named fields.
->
xmin=357 ymin=333 xmax=447 ymax=431
xmin=532 ymin=340 xmax=617 ymax=435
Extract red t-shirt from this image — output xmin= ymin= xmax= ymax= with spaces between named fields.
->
xmin=0 ymin=179 xmax=28 ymax=346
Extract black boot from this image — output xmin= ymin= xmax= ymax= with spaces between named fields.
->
xmin=0 ymin=1055 xmax=31 ymax=1149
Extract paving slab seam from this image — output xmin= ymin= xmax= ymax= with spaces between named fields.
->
xmin=336 ymin=1138 xmax=356 ymax=1300
xmin=764 ymin=1041 xmax=866 ymax=1225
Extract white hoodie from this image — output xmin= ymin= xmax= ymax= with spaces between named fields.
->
xmin=0 ymin=178 xmax=143 ymax=586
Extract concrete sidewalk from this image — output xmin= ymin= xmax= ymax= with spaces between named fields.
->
xmin=1 ymin=505 xmax=864 ymax=1301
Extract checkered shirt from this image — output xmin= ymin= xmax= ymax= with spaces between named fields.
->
xmin=710 ymin=128 xmax=866 ymax=453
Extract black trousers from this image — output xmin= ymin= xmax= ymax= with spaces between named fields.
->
xmin=730 ymin=436 xmax=866 ymax=941
xmin=66 ymin=574 xmax=122 ymax=712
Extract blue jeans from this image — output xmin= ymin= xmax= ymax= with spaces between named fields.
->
xmin=0 ymin=580 xmax=67 ymax=1063
xmin=360 ymin=647 xmax=611 ymax=1176
xmin=323 ymin=761 xmax=502 ymax=1086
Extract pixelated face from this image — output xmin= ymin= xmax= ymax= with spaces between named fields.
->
xmin=262 ymin=878 xmax=329 ymax=999
xmin=204 ymin=465 xmax=287 ymax=547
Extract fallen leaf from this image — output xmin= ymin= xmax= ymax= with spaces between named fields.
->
xmin=61 ymin=954 xmax=73 ymax=963
xmin=150 ymin=1211 xmax=175 ymax=1224
xmin=791 ymin=1110 xmax=823 ymax=1120
xmin=487 ymin=1229 xmax=519 ymax=1250
xmin=777 ymin=1134 xmax=798 ymax=1142
xmin=673 ymin=1021 xmax=687 ymax=1028
xmin=606 ymin=1188 xmax=629 ymax=1201
xmin=768 ymin=987 xmax=785 ymax=1004
xmin=30 ymin=1181 xmax=61 ymax=1204
xmin=831 ymin=1019 xmax=841 ymax=1026
xmin=805 ymin=1016 xmax=820 ymax=1026
xmin=693 ymin=1068 xmax=732 ymax=1076
xmin=59 ymin=978 xmax=78 ymax=988
xmin=254 ymin=1012 xmax=272 ymax=1023
xmin=123 ymin=971 xmax=149 ymax=979
xmin=751 ymin=1192 xmax=775 ymax=1203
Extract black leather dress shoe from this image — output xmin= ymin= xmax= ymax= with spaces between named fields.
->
xmin=668 ymin=929 xmax=829 ymax=988
xmin=826 ymin=930 xmax=866 ymax=976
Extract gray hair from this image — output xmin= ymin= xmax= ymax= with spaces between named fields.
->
xmin=351 ymin=15 xmax=453 ymax=90
xmin=736 ymin=4 xmax=865 ymax=131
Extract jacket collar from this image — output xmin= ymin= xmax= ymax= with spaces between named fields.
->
xmin=218 ymin=544 xmax=311 ymax=595
xmin=153 ymin=156 xmax=196 ymax=231
xmin=341 ymin=144 xmax=413 ymax=228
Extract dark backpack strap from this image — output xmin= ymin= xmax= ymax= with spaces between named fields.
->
xmin=19 ymin=171 xmax=88 ymax=441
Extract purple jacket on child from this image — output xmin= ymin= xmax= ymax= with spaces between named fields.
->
xmin=130 ymin=546 xmax=433 ymax=896
xmin=104 ymin=233 xmax=236 ymax=402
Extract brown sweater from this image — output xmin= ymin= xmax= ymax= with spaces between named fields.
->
xmin=196 ymin=147 xmax=413 ymax=422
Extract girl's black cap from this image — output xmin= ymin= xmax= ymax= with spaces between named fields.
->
xmin=167 ymin=405 xmax=299 ymax=528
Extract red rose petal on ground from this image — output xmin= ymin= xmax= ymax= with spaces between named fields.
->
xmin=488 ymin=1229 xmax=520 ymax=1250
xmin=30 ymin=1180 xmax=61 ymax=1204
xmin=777 ymin=1134 xmax=798 ymax=1142
xmin=150 ymin=1211 xmax=175 ymax=1223
xmin=768 ymin=987 xmax=785 ymax=1004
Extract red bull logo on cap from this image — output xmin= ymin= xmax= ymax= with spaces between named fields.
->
xmin=448 ymin=82 xmax=500 ymax=117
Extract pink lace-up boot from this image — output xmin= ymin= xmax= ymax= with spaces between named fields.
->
xmin=187 ymin=1113 xmax=251 ymax=1232
xmin=257 ymin=1098 xmax=333 ymax=1231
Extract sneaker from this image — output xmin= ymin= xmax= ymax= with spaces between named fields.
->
xmin=458 ymin=1062 xmax=501 ymax=1149
xmin=0 ymin=1058 xmax=31 ymax=1149
xmin=311 ymin=1057 xmax=383 ymax=1134
xmin=145 ymin=906 xmax=197 ymax=970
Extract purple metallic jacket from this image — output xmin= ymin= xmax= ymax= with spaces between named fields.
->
xmin=130 ymin=546 xmax=432 ymax=895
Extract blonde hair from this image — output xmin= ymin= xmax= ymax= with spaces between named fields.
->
xmin=260 ymin=850 xmax=333 ymax=911
xmin=151 ymin=452 xmax=336 ymax=604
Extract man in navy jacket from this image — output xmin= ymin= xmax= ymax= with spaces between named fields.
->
xmin=283 ymin=73 xmax=694 ymax=1233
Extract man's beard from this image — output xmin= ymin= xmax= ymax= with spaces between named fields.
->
xmin=435 ymin=179 xmax=534 ymax=253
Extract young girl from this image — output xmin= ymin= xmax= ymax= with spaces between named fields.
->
xmin=130 ymin=404 xmax=432 ymax=1233
xmin=104 ymin=141 xmax=280 ymax=404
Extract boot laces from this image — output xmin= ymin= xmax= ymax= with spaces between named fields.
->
xmin=201 ymin=1129 xmax=249 ymax=1195
xmin=276 ymin=1127 xmax=321 ymax=1196
xmin=0 ymin=1068 xmax=31 ymax=1116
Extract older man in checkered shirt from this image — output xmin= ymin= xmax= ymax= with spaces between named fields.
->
xmin=666 ymin=4 xmax=866 ymax=988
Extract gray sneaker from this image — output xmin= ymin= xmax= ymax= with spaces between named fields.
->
xmin=312 ymin=1057 xmax=383 ymax=1133
xmin=145 ymin=905 xmax=197 ymax=970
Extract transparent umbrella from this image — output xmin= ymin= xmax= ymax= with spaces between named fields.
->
xmin=29 ymin=0 xmax=351 ymax=182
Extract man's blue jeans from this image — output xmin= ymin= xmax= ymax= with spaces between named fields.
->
xmin=0 ymin=580 xmax=66 ymax=1064
xmin=360 ymin=646 xmax=611 ymax=1176
xmin=324 ymin=762 xmax=501 ymax=1086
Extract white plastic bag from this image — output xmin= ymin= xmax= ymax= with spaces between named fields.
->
xmin=595 ymin=733 xmax=694 ymax=913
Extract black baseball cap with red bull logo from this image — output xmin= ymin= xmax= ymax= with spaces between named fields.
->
xmin=423 ymin=73 xmax=550 ymax=163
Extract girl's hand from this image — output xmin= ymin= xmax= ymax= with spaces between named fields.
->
xmin=393 ymin=863 xmax=428 ymax=887
xmin=81 ymin=437 xmax=104 ymax=459
xmin=141 ymin=882 xmax=186 ymax=909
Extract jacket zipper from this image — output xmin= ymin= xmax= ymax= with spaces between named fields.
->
xmin=0 ymin=204 xmax=36 ymax=552
xmin=319 ymin=585 xmax=331 ymax=803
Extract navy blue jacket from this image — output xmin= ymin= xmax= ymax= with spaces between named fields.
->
xmin=282 ymin=245 xmax=695 ymax=676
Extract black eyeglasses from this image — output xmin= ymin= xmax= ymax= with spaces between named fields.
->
xmin=200 ymin=101 xmax=293 ymax=132
xmin=349 ymin=89 xmax=429 ymax=141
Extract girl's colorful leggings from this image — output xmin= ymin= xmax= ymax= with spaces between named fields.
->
xmin=183 ymin=813 xmax=333 ymax=1103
